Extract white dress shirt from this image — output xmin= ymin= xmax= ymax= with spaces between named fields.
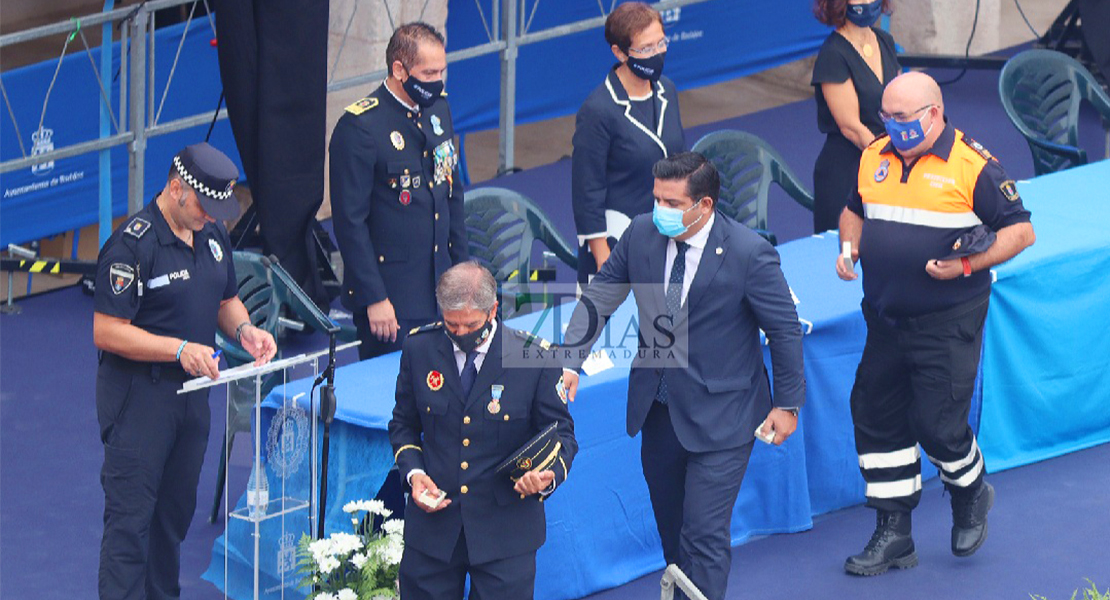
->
xmin=663 ymin=212 xmax=715 ymax=306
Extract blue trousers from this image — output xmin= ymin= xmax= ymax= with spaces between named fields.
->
xmin=96 ymin=355 xmax=209 ymax=600
xmin=641 ymin=401 xmax=754 ymax=600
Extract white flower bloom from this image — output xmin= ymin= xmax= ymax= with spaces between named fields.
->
xmin=350 ymin=552 xmax=369 ymax=569
xmin=337 ymin=589 xmax=358 ymax=600
xmin=382 ymin=518 xmax=405 ymax=536
xmin=330 ymin=532 xmax=363 ymax=555
xmin=316 ymin=593 xmax=337 ymax=600
xmin=319 ymin=556 xmax=341 ymax=574
xmin=351 ymin=517 xmax=359 ymax=526
xmin=342 ymin=501 xmax=359 ymax=514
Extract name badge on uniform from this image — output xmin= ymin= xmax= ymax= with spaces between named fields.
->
xmin=488 ymin=384 xmax=504 ymax=414
xmin=431 ymin=114 xmax=444 ymax=136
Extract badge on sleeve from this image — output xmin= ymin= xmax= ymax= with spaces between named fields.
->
xmin=999 ymin=179 xmax=1020 ymax=202
xmin=874 ymin=159 xmax=890 ymax=182
xmin=110 ymin=263 xmax=136 ymax=295
xmin=427 ymin=370 xmax=444 ymax=391
xmin=390 ymin=131 xmax=405 ymax=151
xmin=208 ymin=238 xmax=224 ymax=262
xmin=124 ymin=218 xmax=151 ymax=239
xmin=431 ymin=114 xmax=444 ymax=136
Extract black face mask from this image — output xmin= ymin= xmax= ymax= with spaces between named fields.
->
xmin=446 ymin=318 xmax=493 ymax=354
xmin=626 ymin=51 xmax=666 ymax=83
xmin=402 ymin=74 xmax=444 ymax=109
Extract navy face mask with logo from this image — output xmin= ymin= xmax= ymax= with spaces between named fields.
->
xmin=627 ymin=52 xmax=666 ymax=83
xmin=846 ymin=0 xmax=883 ymax=27
xmin=403 ymin=74 xmax=444 ymax=109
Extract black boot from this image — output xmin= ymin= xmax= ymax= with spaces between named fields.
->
xmin=844 ymin=510 xmax=918 ymax=576
xmin=951 ymin=480 xmax=994 ymax=557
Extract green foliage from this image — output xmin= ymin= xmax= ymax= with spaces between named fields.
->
xmin=1031 ymin=580 xmax=1109 ymax=600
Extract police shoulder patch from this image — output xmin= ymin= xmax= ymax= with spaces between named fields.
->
xmin=513 ymin=329 xmax=551 ymax=350
xmin=409 ymin=321 xmax=443 ymax=336
xmin=124 ymin=217 xmax=151 ymax=239
xmin=345 ymin=97 xmax=379 ymax=115
xmin=961 ymin=135 xmax=993 ymax=161
xmin=999 ymin=179 xmax=1020 ymax=202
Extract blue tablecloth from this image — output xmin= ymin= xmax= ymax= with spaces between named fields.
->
xmin=207 ymin=160 xmax=1110 ymax=600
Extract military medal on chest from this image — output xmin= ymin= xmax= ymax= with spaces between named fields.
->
xmin=488 ymin=384 xmax=504 ymax=414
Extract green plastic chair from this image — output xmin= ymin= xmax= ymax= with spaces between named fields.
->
xmin=463 ymin=187 xmax=578 ymax=313
xmin=691 ymin=130 xmax=815 ymax=246
xmin=209 ymin=251 xmax=283 ymax=523
xmin=999 ymin=49 xmax=1110 ymax=176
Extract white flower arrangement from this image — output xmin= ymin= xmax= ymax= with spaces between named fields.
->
xmin=298 ymin=499 xmax=404 ymax=599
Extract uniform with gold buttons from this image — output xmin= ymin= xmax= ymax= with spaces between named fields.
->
xmin=329 ymin=82 xmax=468 ymax=360
xmin=388 ymin=320 xmax=577 ymax=578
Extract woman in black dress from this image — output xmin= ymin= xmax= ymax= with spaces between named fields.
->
xmin=811 ymin=0 xmax=900 ymax=233
xmin=571 ymin=2 xmax=685 ymax=283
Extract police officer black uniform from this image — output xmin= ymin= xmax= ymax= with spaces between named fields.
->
xmin=330 ymin=22 xmax=468 ymax=361
xmin=388 ymin=262 xmax=577 ymax=600
xmin=93 ymin=143 xmax=277 ymax=599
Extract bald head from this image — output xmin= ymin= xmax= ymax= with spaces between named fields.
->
xmin=884 ymin=71 xmax=943 ymax=110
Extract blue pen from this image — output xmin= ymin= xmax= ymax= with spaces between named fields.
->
xmin=212 ymin=349 xmax=222 ymax=360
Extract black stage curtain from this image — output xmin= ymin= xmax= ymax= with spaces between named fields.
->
xmin=213 ymin=0 xmax=330 ymax=307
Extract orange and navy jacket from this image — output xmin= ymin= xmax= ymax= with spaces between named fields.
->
xmin=847 ymin=121 xmax=1031 ymax=317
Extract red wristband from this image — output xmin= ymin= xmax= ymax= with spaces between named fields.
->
xmin=961 ymin=256 xmax=972 ymax=277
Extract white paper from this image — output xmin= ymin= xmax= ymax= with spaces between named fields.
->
xmin=581 ymin=350 xmax=615 ymax=377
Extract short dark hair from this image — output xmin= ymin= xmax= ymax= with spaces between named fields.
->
xmin=652 ymin=152 xmax=719 ymax=205
xmin=813 ymin=0 xmax=893 ymax=27
xmin=604 ymin=2 xmax=663 ymax=53
xmin=385 ymin=22 xmax=445 ymax=72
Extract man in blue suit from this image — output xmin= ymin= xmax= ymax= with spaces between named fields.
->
xmin=561 ymin=152 xmax=805 ymax=600
xmin=389 ymin=261 xmax=577 ymax=599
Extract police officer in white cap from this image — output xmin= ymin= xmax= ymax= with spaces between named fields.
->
xmin=93 ymin=142 xmax=277 ymax=599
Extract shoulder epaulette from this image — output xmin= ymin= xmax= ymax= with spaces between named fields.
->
xmin=345 ymin=97 xmax=379 ymax=116
xmin=961 ymin=134 xmax=993 ymax=161
xmin=408 ymin=321 xmax=443 ymax=336
xmin=513 ymin=328 xmax=551 ymax=350
xmin=123 ymin=217 xmax=151 ymax=239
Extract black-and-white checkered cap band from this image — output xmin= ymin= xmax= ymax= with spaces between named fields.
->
xmin=173 ymin=155 xmax=235 ymax=200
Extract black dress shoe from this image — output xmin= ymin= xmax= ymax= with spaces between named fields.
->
xmin=845 ymin=511 xmax=919 ymax=576
xmin=951 ymin=481 xmax=994 ymax=557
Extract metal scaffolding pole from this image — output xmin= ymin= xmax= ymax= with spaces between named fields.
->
xmin=498 ymin=0 xmax=518 ymax=175
xmin=128 ymin=8 xmax=148 ymax=215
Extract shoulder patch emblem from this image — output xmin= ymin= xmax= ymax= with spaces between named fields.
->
xmin=208 ymin=238 xmax=224 ymax=262
xmin=514 ymin=329 xmax=551 ymax=350
xmin=109 ymin=263 xmax=136 ymax=295
xmin=961 ymin=135 xmax=993 ymax=161
xmin=999 ymin=179 xmax=1020 ymax=202
xmin=124 ymin=218 xmax=151 ymax=239
xmin=345 ymin=97 xmax=379 ymax=115
xmin=409 ymin=321 xmax=444 ymax=336
xmin=874 ymin=159 xmax=890 ymax=182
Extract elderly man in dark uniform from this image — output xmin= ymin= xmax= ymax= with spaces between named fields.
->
xmin=330 ymin=21 xmax=468 ymax=360
xmin=837 ymin=72 xmax=1035 ymax=575
xmin=93 ymin=143 xmax=277 ymax=599
xmin=388 ymin=261 xmax=577 ymax=600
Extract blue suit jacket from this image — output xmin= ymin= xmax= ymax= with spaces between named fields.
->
xmin=389 ymin=322 xmax=577 ymax=564
xmin=564 ymin=212 xmax=805 ymax=452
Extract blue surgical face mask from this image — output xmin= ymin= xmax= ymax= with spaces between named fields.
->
xmin=653 ymin=198 xmax=704 ymax=238
xmin=846 ymin=0 xmax=883 ymax=28
xmin=884 ymin=108 xmax=936 ymax=153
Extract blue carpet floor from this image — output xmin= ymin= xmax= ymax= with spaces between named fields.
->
xmin=2 ymin=57 xmax=1108 ymax=599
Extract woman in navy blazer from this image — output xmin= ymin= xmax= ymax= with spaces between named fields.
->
xmin=571 ymin=2 xmax=686 ymax=283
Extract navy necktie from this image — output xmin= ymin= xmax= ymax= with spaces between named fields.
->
xmin=657 ymin=241 xmax=689 ymax=404
xmin=460 ymin=350 xmax=479 ymax=399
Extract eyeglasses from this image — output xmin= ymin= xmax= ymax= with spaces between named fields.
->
xmin=879 ymin=104 xmax=935 ymax=123
xmin=628 ymin=37 xmax=669 ymax=57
